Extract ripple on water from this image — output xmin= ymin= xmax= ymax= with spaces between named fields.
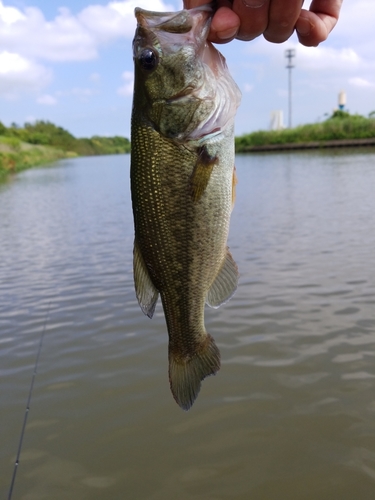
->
xmin=2 ymin=153 xmax=375 ymax=498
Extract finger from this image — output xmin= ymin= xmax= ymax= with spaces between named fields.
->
xmin=232 ymin=0 xmax=271 ymax=42
xmin=263 ymin=0 xmax=303 ymax=43
xmin=296 ymin=0 xmax=343 ymax=46
xmin=209 ymin=3 xmax=241 ymax=43
xmin=184 ymin=0 xmax=240 ymax=43
xmin=184 ymin=1 xmax=240 ymax=44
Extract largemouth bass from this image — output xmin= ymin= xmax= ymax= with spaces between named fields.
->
xmin=131 ymin=5 xmax=241 ymax=410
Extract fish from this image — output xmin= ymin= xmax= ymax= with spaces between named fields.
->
xmin=130 ymin=4 xmax=241 ymax=410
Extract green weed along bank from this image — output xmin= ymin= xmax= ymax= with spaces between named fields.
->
xmin=236 ymin=111 xmax=375 ymax=151
xmin=0 ymin=137 xmax=71 ymax=180
xmin=0 ymin=120 xmax=131 ymax=180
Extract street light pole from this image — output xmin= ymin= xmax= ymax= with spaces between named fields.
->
xmin=285 ymin=49 xmax=295 ymax=128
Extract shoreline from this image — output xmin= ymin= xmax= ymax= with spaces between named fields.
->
xmin=0 ymin=141 xmax=73 ymax=181
xmin=2 ymin=137 xmax=375 ymax=181
xmin=237 ymin=137 xmax=375 ymax=153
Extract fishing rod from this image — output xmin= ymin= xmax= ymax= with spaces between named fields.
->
xmin=8 ymin=301 xmax=51 ymax=500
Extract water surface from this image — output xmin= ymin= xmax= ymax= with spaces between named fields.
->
xmin=1 ymin=150 xmax=375 ymax=499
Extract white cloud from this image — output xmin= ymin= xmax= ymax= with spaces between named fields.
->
xmin=0 ymin=6 xmax=98 ymax=62
xmin=0 ymin=50 xmax=29 ymax=74
xmin=332 ymin=1 xmax=375 ymax=45
xmin=241 ymin=32 xmax=374 ymax=104
xmin=0 ymin=1 xmax=26 ymax=24
xmin=296 ymin=46 xmax=362 ymax=72
xmin=277 ymin=88 xmax=287 ymax=98
xmin=0 ymin=50 xmax=52 ymax=98
xmin=54 ymin=87 xmax=98 ymax=101
xmin=71 ymin=87 xmax=96 ymax=96
xmin=349 ymin=77 xmax=375 ymax=89
xmin=233 ymin=0 xmax=375 ymax=131
xmin=0 ymin=0 xmax=174 ymax=100
xmin=117 ymin=71 xmax=134 ymax=96
xmin=89 ymin=72 xmax=101 ymax=82
xmin=0 ymin=0 xmax=175 ymax=62
xmin=79 ymin=0 xmax=176 ymax=42
xmin=37 ymin=94 xmax=57 ymax=105
xmin=248 ymin=39 xmax=362 ymax=73
xmin=78 ymin=1 xmax=136 ymax=43
xmin=25 ymin=115 xmax=37 ymax=124
xmin=243 ymin=84 xmax=254 ymax=93
xmin=242 ymin=0 xmax=375 ymax=79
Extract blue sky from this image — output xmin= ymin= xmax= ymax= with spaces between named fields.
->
xmin=1 ymin=0 xmax=374 ymax=138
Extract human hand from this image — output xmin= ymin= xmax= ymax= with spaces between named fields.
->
xmin=183 ymin=0 xmax=343 ymax=47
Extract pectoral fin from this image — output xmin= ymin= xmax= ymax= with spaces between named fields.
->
xmin=190 ymin=145 xmax=218 ymax=202
xmin=206 ymin=249 xmax=239 ymax=308
xmin=133 ymin=239 xmax=159 ymax=318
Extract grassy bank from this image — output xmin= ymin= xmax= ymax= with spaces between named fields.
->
xmin=0 ymin=119 xmax=131 ymax=180
xmin=0 ymin=136 xmax=74 ymax=181
xmin=236 ymin=111 xmax=375 ymax=152
xmin=0 ymin=120 xmax=131 ymax=156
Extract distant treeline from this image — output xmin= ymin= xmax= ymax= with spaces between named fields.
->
xmin=0 ymin=120 xmax=131 ymax=156
xmin=236 ymin=111 xmax=375 ymax=152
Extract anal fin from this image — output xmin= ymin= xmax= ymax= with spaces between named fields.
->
xmin=133 ymin=239 xmax=159 ymax=318
xmin=206 ymin=248 xmax=239 ymax=308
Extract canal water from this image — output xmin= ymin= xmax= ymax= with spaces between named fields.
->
xmin=1 ymin=150 xmax=375 ymax=499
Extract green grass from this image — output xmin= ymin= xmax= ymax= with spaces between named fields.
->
xmin=0 ymin=119 xmax=131 ymax=180
xmin=0 ymin=137 xmax=73 ymax=181
xmin=1 ymin=120 xmax=131 ymax=157
xmin=235 ymin=111 xmax=375 ymax=152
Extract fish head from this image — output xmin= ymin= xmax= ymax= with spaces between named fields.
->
xmin=132 ymin=6 xmax=241 ymax=141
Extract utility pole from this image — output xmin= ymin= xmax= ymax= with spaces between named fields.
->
xmin=285 ymin=49 xmax=295 ymax=128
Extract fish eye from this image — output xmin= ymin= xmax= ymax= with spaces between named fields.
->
xmin=138 ymin=48 xmax=158 ymax=71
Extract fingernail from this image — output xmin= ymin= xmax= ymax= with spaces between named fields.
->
xmin=296 ymin=17 xmax=312 ymax=36
xmin=242 ymin=0 xmax=266 ymax=8
xmin=216 ymin=26 xmax=239 ymax=40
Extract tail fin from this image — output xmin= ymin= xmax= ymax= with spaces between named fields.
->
xmin=168 ymin=334 xmax=220 ymax=411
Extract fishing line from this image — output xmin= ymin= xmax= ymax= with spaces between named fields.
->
xmin=8 ymin=301 xmax=51 ymax=500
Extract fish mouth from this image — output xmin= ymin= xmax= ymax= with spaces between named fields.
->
xmin=135 ymin=9 xmax=193 ymax=34
xmin=135 ymin=5 xmax=213 ymax=30
xmin=134 ymin=6 xmax=212 ymax=45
